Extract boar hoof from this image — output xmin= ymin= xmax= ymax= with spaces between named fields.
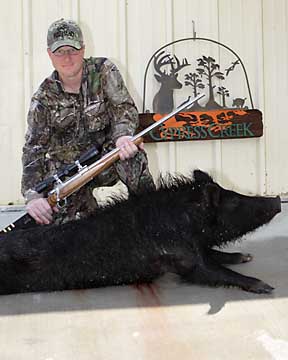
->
xmin=246 ymin=281 xmax=274 ymax=294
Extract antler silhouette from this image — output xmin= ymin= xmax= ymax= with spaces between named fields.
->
xmin=153 ymin=51 xmax=174 ymax=76
xmin=154 ymin=51 xmax=190 ymax=76
xmin=170 ymin=55 xmax=189 ymax=74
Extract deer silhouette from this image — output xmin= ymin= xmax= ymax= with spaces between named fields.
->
xmin=152 ymin=51 xmax=190 ymax=113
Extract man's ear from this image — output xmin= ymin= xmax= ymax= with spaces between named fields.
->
xmin=47 ymin=48 xmax=53 ymax=59
xmin=202 ymin=183 xmax=220 ymax=208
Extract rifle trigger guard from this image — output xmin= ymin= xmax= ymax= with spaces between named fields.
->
xmin=55 ymin=187 xmax=67 ymax=209
xmin=56 ymin=198 xmax=67 ymax=209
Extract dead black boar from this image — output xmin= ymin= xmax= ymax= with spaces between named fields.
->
xmin=0 ymin=170 xmax=281 ymax=295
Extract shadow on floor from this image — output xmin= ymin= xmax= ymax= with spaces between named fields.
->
xmin=0 ymin=230 xmax=287 ymax=317
xmin=0 ymin=202 xmax=287 ymax=316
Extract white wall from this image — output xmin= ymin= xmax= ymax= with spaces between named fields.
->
xmin=0 ymin=0 xmax=287 ymax=204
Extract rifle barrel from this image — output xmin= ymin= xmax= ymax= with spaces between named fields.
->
xmin=48 ymin=93 xmax=205 ymax=206
xmin=0 ymin=93 xmax=205 ymax=233
xmin=133 ymin=93 xmax=205 ymax=141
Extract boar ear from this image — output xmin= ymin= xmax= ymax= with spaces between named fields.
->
xmin=193 ymin=170 xmax=213 ymax=184
xmin=203 ymin=183 xmax=220 ymax=208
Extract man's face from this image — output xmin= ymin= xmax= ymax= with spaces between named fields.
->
xmin=47 ymin=46 xmax=85 ymax=79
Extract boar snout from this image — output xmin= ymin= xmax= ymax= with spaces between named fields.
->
xmin=275 ymin=195 xmax=281 ymax=213
xmin=267 ymin=195 xmax=281 ymax=215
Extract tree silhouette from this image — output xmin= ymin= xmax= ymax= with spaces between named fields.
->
xmin=196 ymin=56 xmax=225 ymax=109
xmin=184 ymin=72 xmax=205 ymax=110
xmin=217 ymin=86 xmax=230 ymax=108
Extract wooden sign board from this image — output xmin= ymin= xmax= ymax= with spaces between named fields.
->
xmin=138 ymin=109 xmax=263 ymax=143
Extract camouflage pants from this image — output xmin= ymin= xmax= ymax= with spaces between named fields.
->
xmin=54 ymin=150 xmax=155 ymax=225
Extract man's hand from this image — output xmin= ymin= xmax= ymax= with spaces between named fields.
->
xmin=116 ymin=136 xmax=144 ymax=161
xmin=26 ymin=198 xmax=59 ymax=225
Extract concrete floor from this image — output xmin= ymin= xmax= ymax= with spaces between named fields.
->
xmin=0 ymin=204 xmax=287 ymax=360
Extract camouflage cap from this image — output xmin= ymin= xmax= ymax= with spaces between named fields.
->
xmin=47 ymin=19 xmax=84 ymax=52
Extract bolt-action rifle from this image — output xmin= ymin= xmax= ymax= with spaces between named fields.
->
xmin=0 ymin=93 xmax=205 ymax=234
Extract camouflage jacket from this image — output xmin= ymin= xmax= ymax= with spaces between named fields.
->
xmin=22 ymin=57 xmax=138 ymax=203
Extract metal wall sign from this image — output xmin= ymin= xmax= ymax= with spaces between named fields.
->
xmin=138 ymin=109 xmax=262 ymax=143
xmin=138 ymin=36 xmax=263 ymax=142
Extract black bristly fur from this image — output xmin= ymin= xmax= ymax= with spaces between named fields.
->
xmin=0 ymin=170 xmax=281 ymax=295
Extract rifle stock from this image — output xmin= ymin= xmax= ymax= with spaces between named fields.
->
xmin=1 ymin=93 xmax=205 ymax=234
xmin=47 ymin=136 xmax=144 ymax=207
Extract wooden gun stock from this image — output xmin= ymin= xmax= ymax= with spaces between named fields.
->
xmin=0 ymin=93 xmax=205 ymax=234
xmin=47 ymin=137 xmax=144 ymax=207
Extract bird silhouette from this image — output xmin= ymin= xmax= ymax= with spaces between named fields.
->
xmin=225 ymin=60 xmax=240 ymax=76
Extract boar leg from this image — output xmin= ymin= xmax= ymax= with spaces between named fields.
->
xmin=175 ymin=256 xmax=274 ymax=294
xmin=207 ymin=248 xmax=253 ymax=264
